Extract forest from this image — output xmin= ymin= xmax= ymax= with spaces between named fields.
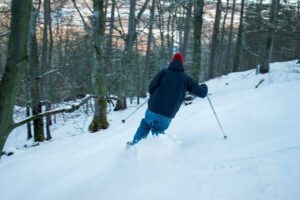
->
xmin=0 ymin=0 xmax=299 ymax=153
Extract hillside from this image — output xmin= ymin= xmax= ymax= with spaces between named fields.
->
xmin=0 ymin=60 xmax=300 ymax=200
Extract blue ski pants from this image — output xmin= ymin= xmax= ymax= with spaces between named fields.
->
xmin=131 ymin=109 xmax=172 ymax=144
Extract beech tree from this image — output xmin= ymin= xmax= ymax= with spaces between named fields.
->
xmin=88 ymin=0 xmax=109 ymax=132
xmin=28 ymin=2 xmax=44 ymax=142
xmin=259 ymin=0 xmax=280 ymax=73
xmin=0 ymin=0 xmax=32 ymax=153
xmin=207 ymin=0 xmax=222 ymax=79
xmin=232 ymin=0 xmax=245 ymax=72
xmin=192 ymin=0 xmax=205 ymax=82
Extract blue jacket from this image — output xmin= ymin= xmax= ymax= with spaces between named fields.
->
xmin=148 ymin=60 xmax=208 ymax=118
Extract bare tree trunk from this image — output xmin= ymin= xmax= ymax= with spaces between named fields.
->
xmin=157 ymin=0 xmax=167 ymax=62
xmin=29 ymin=2 xmax=45 ymax=142
xmin=296 ymin=0 xmax=300 ymax=63
xmin=141 ymin=0 xmax=156 ymax=97
xmin=26 ymin=106 xmax=32 ymax=139
xmin=225 ymin=0 xmax=236 ymax=73
xmin=0 ymin=0 xmax=32 ymax=153
xmin=259 ymin=0 xmax=280 ymax=73
xmin=116 ymin=0 xmax=137 ymax=111
xmin=167 ymin=12 xmax=172 ymax=59
xmin=232 ymin=0 xmax=245 ymax=72
xmin=45 ymin=102 xmax=52 ymax=140
xmin=44 ymin=0 xmax=53 ymax=139
xmin=217 ymin=0 xmax=230 ymax=75
xmin=105 ymin=0 xmax=116 ymax=92
xmin=208 ymin=0 xmax=222 ymax=79
xmin=115 ymin=0 xmax=150 ymax=111
xmin=182 ymin=0 xmax=193 ymax=58
xmin=40 ymin=0 xmax=52 ymax=142
xmin=41 ymin=0 xmax=50 ymax=78
xmin=25 ymin=30 xmax=32 ymax=140
xmin=192 ymin=0 xmax=205 ymax=82
xmin=89 ymin=0 xmax=109 ymax=132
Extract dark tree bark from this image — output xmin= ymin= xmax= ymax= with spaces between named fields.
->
xmin=28 ymin=3 xmax=45 ymax=142
xmin=105 ymin=0 xmax=116 ymax=90
xmin=225 ymin=0 xmax=236 ymax=73
xmin=44 ymin=0 xmax=53 ymax=140
xmin=295 ymin=0 xmax=300 ymax=63
xmin=115 ymin=0 xmax=150 ymax=110
xmin=88 ymin=0 xmax=109 ymax=132
xmin=232 ymin=0 xmax=245 ymax=72
xmin=182 ymin=0 xmax=193 ymax=58
xmin=157 ymin=0 xmax=168 ymax=61
xmin=39 ymin=0 xmax=52 ymax=141
xmin=45 ymin=102 xmax=52 ymax=140
xmin=166 ymin=11 xmax=173 ymax=59
xmin=192 ymin=0 xmax=205 ymax=82
xmin=0 ymin=0 xmax=32 ymax=153
xmin=26 ymin=106 xmax=32 ymax=139
xmin=208 ymin=0 xmax=222 ymax=79
xmin=141 ymin=0 xmax=156 ymax=97
xmin=259 ymin=0 xmax=280 ymax=73
xmin=217 ymin=0 xmax=230 ymax=75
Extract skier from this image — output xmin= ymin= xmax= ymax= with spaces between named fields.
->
xmin=127 ymin=53 xmax=208 ymax=146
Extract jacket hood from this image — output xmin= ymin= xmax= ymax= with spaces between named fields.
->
xmin=168 ymin=60 xmax=185 ymax=72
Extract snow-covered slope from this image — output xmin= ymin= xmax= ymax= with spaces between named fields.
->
xmin=1 ymin=60 xmax=300 ymax=200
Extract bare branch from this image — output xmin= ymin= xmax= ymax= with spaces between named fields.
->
xmin=137 ymin=0 xmax=151 ymax=20
xmin=71 ymin=0 xmax=91 ymax=31
xmin=0 ymin=31 xmax=10 ymax=37
xmin=38 ymin=66 xmax=65 ymax=79
xmin=241 ymin=42 xmax=263 ymax=60
xmin=83 ymin=0 xmax=93 ymax=14
xmin=116 ymin=2 xmax=126 ymax=39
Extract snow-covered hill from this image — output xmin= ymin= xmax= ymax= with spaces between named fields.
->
xmin=1 ymin=60 xmax=300 ymax=200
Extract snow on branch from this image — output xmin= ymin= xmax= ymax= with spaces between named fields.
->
xmin=13 ymin=95 xmax=94 ymax=129
xmin=38 ymin=66 xmax=65 ymax=79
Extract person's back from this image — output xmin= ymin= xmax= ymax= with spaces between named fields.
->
xmin=148 ymin=58 xmax=207 ymax=118
xmin=128 ymin=53 xmax=208 ymax=146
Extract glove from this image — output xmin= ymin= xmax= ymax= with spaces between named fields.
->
xmin=199 ymin=84 xmax=208 ymax=97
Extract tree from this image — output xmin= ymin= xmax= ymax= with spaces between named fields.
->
xmin=88 ymin=0 xmax=109 ymax=132
xmin=28 ymin=2 xmax=45 ymax=142
xmin=208 ymin=0 xmax=222 ymax=79
xmin=115 ymin=0 xmax=150 ymax=111
xmin=217 ymin=0 xmax=230 ymax=75
xmin=141 ymin=0 xmax=156 ymax=97
xmin=192 ymin=0 xmax=205 ymax=82
xmin=259 ymin=0 xmax=280 ymax=73
xmin=181 ymin=0 xmax=193 ymax=58
xmin=225 ymin=0 xmax=236 ymax=73
xmin=296 ymin=0 xmax=300 ymax=63
xmin=105 ymin=0 xmax=116 ymax=93
xmin=41 ymin=0 xmax=53 ymax=140
xmin=0 ymin=0 xmax=32 ymax=153
xmin=232 ymin=0 xmax=245 ymax=72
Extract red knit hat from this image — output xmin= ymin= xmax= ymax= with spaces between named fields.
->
xmin=172 ymin=52 xmax=184 ymax=64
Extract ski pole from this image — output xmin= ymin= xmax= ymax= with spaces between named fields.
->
xmin=122 ymin=99 xmax=149 ymax=123
xmin=207 ymin=96 xmax=228 ymax=139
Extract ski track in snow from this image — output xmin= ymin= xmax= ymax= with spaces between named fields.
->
xmin=0 ymin=60 xmax=300 ymax=200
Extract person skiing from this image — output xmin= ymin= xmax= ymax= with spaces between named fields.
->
xmin=127 ymin=52 xmax=208 ymax=146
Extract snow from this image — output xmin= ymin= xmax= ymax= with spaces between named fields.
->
xmin=1 ymin=60 xmax=300 ymax=200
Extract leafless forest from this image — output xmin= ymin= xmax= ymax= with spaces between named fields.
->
xmin=0 ymin=0 xmax=299 ymax=152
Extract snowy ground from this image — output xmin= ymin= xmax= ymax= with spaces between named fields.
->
xmin=1 ymin=60 xmax=300 ymax=200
